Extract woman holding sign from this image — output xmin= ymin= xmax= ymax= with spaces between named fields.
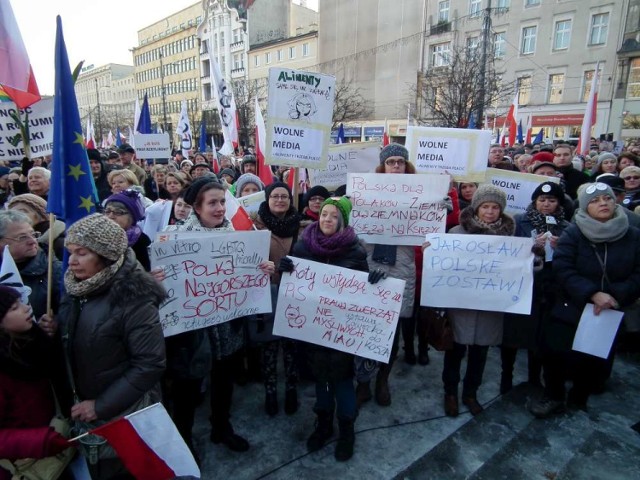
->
xmin=530 ymin=183 xmax=640 ymax=418
xmin=282 ymin=196 xmax=372 ymax=461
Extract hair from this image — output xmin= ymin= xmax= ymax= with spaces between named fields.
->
xmin=27 ymin=167 xmax=51 ymax=180
xmin=0 ymin=210 xmax=32 ymax=238
xmin=553 ymin=143 xmax=573 ymax=153
xmin=151 ymin=165 xmax=168 ymax=176
xmin=321 ymin=203 xmax=345 ymax=232
xmin=193 ymin=181 xmax=225 ymax=213
xmin=374 ymin=161 xmax=416 ymax=174
xmin=193 ymin=153 xmax=207 ymax=164
xmin=107 ymin=169 xmax=139 ymax=186
xmin=165 ymin=171 xmax=187 ymax=188
xmin=618 ymin=152 xmax=640 ymax=168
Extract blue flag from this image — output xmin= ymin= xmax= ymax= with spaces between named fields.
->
xmin=115 ymin=126 xmax=122 ymax=147
xmin=199 ymin=120 xmax=207 ymax=152
xmin=517 ymin=120 xmax=524 ymax=144
xmin=137 ymin=93 xmax=152 ymax=134
xmin=337 ymin=123 xmax=345 ymax=144
xmin=533 ymin=129 xmax=544 ymax=144
xmin=468 ymin=112 xmax=476 ymax=129
xmin=47 ymin=16 xmax=98 ymax=229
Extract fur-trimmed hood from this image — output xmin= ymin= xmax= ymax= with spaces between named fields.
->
xmin=456 ymin=206 xmax=516 ymax=236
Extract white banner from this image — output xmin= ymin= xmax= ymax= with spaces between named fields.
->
xmin=133 ymin=133 xmax=171 ymax=159
xmin=237 ymin=191 xmax=265 ymax=215
xmin=484 ymin=168 xmax=561 ymax=215
xmin=308 ymin=142 xmax=381 ymax=190
xmin=209 ymin=48 xmax=238 ymax=155
xmin=0 ymin=98 xmax=54 ymax=160
xmin=151 ymin=230 xmax=272 ymax=336
xmin=175 ymin=100 xmax=193 ymax=158
xmin=265 ymin=68 xmax=336 ymax=168
xmin=273 ymin=257 xmax=404 ymax=363
xmin=346 ymin=173 xmax=449 ymax=246
xmin=405 ymin=126 xmax=492 ymax=182
xmin=421 ymin=234 xmax=534 ymax=315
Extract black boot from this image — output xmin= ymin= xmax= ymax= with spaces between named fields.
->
xmin=375 ymin=363 xmax=393 ymax=406
xmin=307 ymin=410 xmax=334 ymax=453
xmin=401 ymin=316 xmax=416 ymax=365
xmin=265 ymin=391 xmax=278 ymax=416
xmin=210 ymin=423 xmax=250 ymax=452
xmin=284 ymin=388 xmax=298 ymax=415
xmin=334 ymin=418 xmax=355 ymax=461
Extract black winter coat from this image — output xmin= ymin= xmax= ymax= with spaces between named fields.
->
xmin=291 ymin=229 xmax=369 ymax=383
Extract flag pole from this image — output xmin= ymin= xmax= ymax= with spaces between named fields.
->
xmin=46 ymin=213 xmax=55 ymax=316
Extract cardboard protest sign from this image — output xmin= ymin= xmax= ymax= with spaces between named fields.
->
xmin=484 ymin=168 xmax=561 ymax=215
xmin=265 ymin=68 xmax=335 ymax=169
xmin=308 ymin=142 xmax=381 ymax=190
xmin=237 ymin=191 xmax=265 ymax=215
xmin=0 ymin=98 xmax=54 ymax=160
xmin=273 ymin=257 xmax=405 ymax=363
xmin=150 ymin=230 xmax=272 ymax=336
xmin=405 ymin=126 xmax=492 ymax=182
xmin=133 ymin=133 xmax=171 ymax=159
xmin=346 ymin=173 xmax=449 ymax=246
xmin=421 ymin=234 xmax=534 ymax=314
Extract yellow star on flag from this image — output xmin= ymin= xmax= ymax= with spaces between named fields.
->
xmin=78 ymin=195 xmax=94 ymax=213
xmin=73 ymin=131 xmax=85 ymax=147
xmin=68 ymin=163 xmax=86 ymax=181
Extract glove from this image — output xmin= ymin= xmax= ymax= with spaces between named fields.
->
xmin=368 ymin=269 xmax=386 ymax=284
xmin=439 ymin=196 xmax=453 ymax=212
xmin=278 ymin=256 xmax=295 ymax=274
xmin=21 ymin=157 xmax=34 ymax=177
xmin=44 ymin=429 xmax=70 ymax=456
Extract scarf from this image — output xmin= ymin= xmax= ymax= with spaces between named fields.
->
xmin=126 ymin=224 xmax=142 ymax=246
xmin=303 ymin=208 xmax=319 ymax=222
xmin=178 ymin=211 xmax=234 ymax=232
xmin=64 ymin=254 xmax=126 ymax=297
xmin=525 ymin=203 xmax=565 ymax=236
xmin=458 ymin=206 xmax=516 ymax=236
xmin=574 ymin=205 xmax=629 ymax=243
xmin=258 ymin=202 xmax=301 ymax=238
xmin=302 ymin=221 xmax=357 ymax=257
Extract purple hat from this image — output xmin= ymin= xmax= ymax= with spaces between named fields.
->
xmin=105 ymin=189 xmax=146 ymax=222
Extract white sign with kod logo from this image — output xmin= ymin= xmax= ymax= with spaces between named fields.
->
xmin=133 ymin=133 xmax=171 ymax=159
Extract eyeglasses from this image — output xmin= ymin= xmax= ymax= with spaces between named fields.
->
xmin=624 ymin=176 xmax=640 ymax=181
xmin=1 ymin=231 xmax=41 ymax=243
xmin=104 ymin=208 xmax=129 ymax=217
xmin=269 ymin=195 xmax=290 ymax=201
xmin=385 ymin=159 xmax=406 ymax=166
xmin=308 ymin=196 xmax=325 ymax=202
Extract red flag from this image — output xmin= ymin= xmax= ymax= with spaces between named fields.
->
xmin=383 ymin=118 xmax=390 ymax=146
xmin=85 ymin=117 xmax=96 ymax=149
xmin=211 ymin=152 xmax=220 ymax=174
xmin=577 ymin=64 xmax=599 ymax=156
xmin=255 ymin=97 xmax=273 ymax=186
xmin=233 ymin=111 xmax=240 ymax=150
xmin=286 ymin=167 xmax=296 ymax=196
xmin=0 ymin=0 xmax=41 ymax=108
xmin=224 ymin=190 xmax=254 ymax=230
xmin=506 ymin=91 xmax=518 ymax=147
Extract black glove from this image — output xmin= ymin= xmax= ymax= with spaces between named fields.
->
xmin=21 ymin=157 xmax=34 ymax=177
xmin=278 ymin=256 xmax=295 ymax=274
xmin=368 ymin=269 xmax=386 ymax=284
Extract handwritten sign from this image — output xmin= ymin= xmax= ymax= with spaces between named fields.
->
xmin=273 ymin=257 xmax=405 ymax=363
xmin=308 ymin=142 xmax=381 ymax=190
xmin=421 ymin=234 xmax=534 ymax=314
xmin=133 ymin=133 xmax=171 ymax=159
xmin=405 ymin=126 xmax=492 ymax=182
xmin=265 ymin=67 xmax=336 ymax=168
xmin=0 ymin=98 xmax=54 ymax=160
xmin=484 ymin=168 xmax=561 ymax=214
xmin=150 ymin=230 xmax=272 ymax=337
xmin=237 ymin=191 xmax=265 ymax=215
xmin=347 ymin=173 xmax=449 ymax=246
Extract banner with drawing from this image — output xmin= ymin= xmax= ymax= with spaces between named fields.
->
xmin=421 ymin=234 xmax=535 ymax=314
xmin=150 ymin=230 xmax=272 ymax=337
xmin=265 ymin=67 xmax=336 ymax=169
xmin=346 ymin=173 xmax=449 ymax=246
xmin=273 ymin=257 xmax=405 ymax=363
xmin=484 ymin=168 xmax=561 ymax=215
xmin=405 ymin=126 xmax=492 ymax=182
xmin=308 ymin=142 xmax=382 ymax=190
xmin=0 ymin=98 xmax=54 ymax=160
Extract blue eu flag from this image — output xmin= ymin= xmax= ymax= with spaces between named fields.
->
xmin=47 ymin=16 xmax=98 ymax=228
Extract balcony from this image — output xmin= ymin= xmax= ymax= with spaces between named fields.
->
xmin=230 ymin=40 xmax=245 ymax=51
xmin=231 ymin=67 xmax=246 ymax=76
xmin=430 ymin=21 xmax=451 ymax=36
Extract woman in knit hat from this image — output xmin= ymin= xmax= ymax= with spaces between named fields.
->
xmin=501 ymin=181 xmax=570 ymax=395
xmin=283 ymin=196 xmax=370 ymax=461
xmin=620 ymin=165 xmax=640 ymax=210
xmin=104 ymin=189 xmax=151 ymax=271
xmin=300 ymin=185 xmax=331 ymax=233
xmin=7 ymin=193 xmax=66 ymax=261
xmin=530 ymin=183 xmax=640 ymax=418
xmin=590 ymin=152 xmax=618 ymax=180
xmin=59 ymin=214 xmax=166 ymax=479
xmin=438 ymin=184 xmax=516 ymax=417
xmin=234 ymin=173 xmax=264 ymax=198
xmin=0 ymin=286 xmax=73 ymax=477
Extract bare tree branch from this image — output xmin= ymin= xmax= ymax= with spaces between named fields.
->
xmin=332 ymin=81 xmax=373 ymax=130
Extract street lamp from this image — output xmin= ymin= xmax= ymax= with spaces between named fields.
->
xmin=159 ymin=52 xmax=169 ymax=137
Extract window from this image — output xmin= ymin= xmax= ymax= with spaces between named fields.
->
xmin=302 ymin=43 xmax=310 ymax=56
xmin=277 ymin=49 xmax=284 ymax=61
xmin=553 ymin=20 xmax=571 ymax=50
xmin=438 ymin=1 xmax=450 ymax=22
xmin=467 ymin=36 xmax=480 ymax=55
xmin=234 ymin=54 xmax=241 ymax=70
xmin=548 ymin=74 xmax=564 ymax=104
xmin=265 ymin=52 xmax=272 ymax=64
xmin=582 ymin=69 xmax=600 ymax=101
xmin=493 ymin=32 xmax=506 ymax=58
xmin=521 ymin=26 xmax=537 ymax=54
xmin=496 ymin=0 xmax=509 ymax=8
xmin=518 ymin=76 xmax=532 ymax=105
xmin=525 ymin=0 xmax=540 ymax=6
xmin=220 ymin=32 xmax=225 ymax=47
xmin=589 ymin=13 xmax=609 ymax=46
xmin=627 ymin=59 xmax=640 ymax=99
xmin=289 ymin=46 xmax=296 ymax=59
xmin=431 ymin=42 xmax=451 ymax=67
xmin=469 ymin=0 xmax=481 ymax=17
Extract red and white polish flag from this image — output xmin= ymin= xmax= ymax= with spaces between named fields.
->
xmin=89 ymin=403 xmax=200 ymax=480
xmin=225 ymin=189 xmax=255 ymax=231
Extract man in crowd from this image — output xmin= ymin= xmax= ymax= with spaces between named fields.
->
xmin=552 ymin=143 xmax=589 ymax=199
xmin=117 ymin=143 xmax=147 ymax=185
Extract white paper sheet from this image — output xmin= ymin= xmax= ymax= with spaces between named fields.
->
xmin=572 ymin=303 xmax=623 ymax=359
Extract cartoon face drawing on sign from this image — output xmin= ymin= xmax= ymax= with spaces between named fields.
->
xmin=285 ymin=304 xmax=306 ymax=328
xmin=288 ymin=93 xmax=317 ymax=122
xmin=218 ymin=79 xmax=233 ymax=126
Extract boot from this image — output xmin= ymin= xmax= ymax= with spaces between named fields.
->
xmin=210 ymin=423 xmax=250 ymax=452
xmin=418 ymin=344 xmax=430 ymax=366
xmin=356 ymin=381 xmax=372 ymax=408
xmin=401 ymin=316 xmax=416 ymax=365
xmin=265 ymin=391 xmax=278 ymax=417
xmin=500 ymin=371 xmax=513 ymax=395
xmin=284 ymin=388 xmax=298 ymax=415
xmin=307 ymin=411 xmax=334 ymax=453
xmin=334 ymin=418 xmax=355 ymax=462
xmin=375 ymin=363 xmax=392 ymax=407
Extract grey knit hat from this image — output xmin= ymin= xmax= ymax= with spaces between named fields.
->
xmin=380 ymin=143 xmax=409 ymax=164
xmin=65 ymin=213 xmax=128 ymax=262
xmin=471 ymin=184 xmax=507 ymax=213
xmin=578 ymin=182 xmax=615 ymax=212
xmin=234 ymin=173 xmax=264 ymax=197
